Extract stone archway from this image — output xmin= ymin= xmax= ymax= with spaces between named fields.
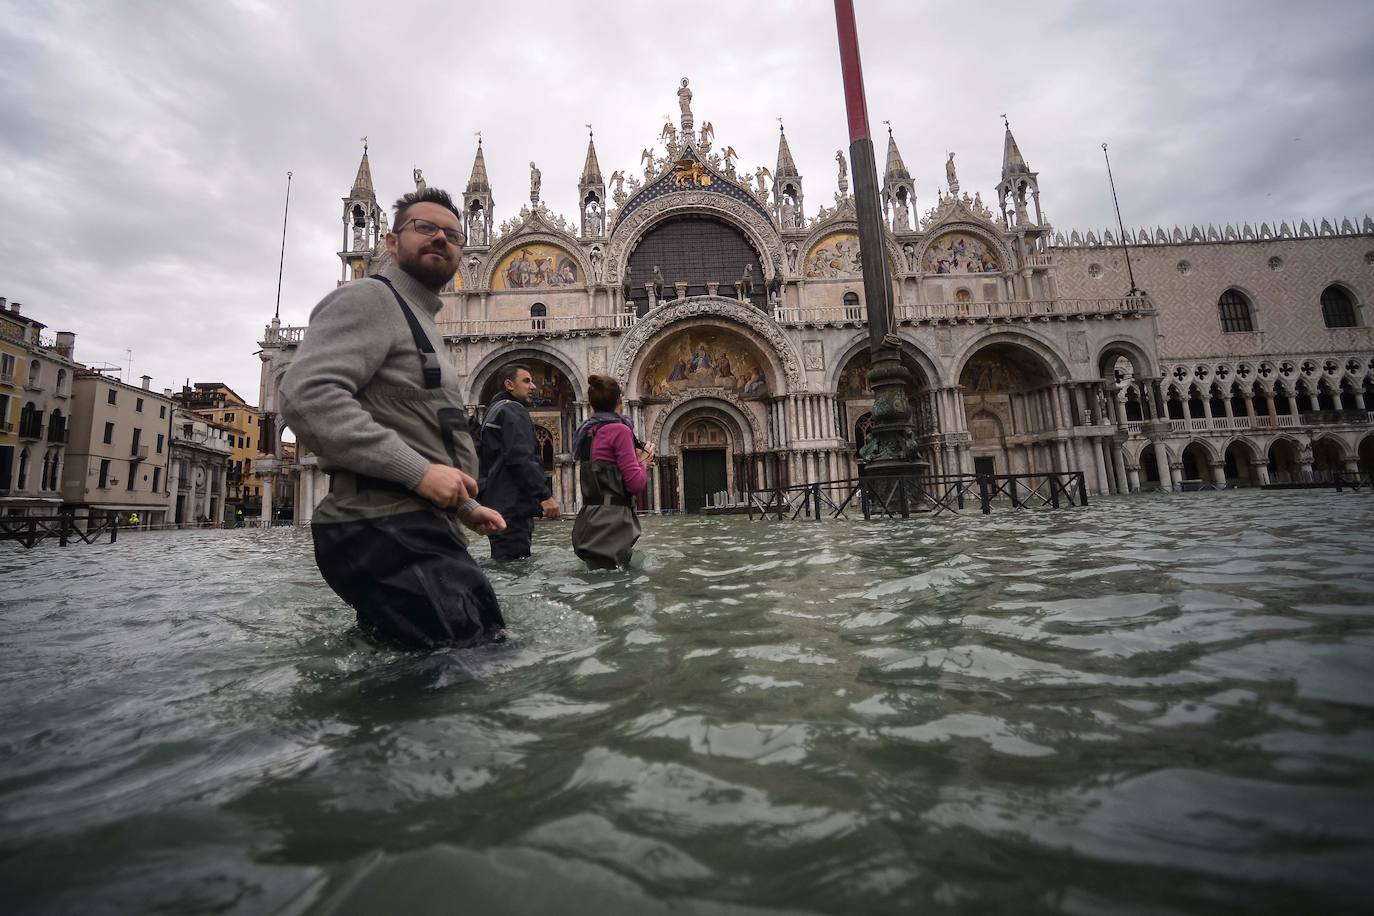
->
xmin=1223 ymin=439 xmax=1260 ymax=487
xmin=1267 ymin=437 xmax=1302 ymax=483
xmin=615 ymin=297 xmax=801 ymax=396
xmin=957 ymin=340 xmax=1061 ymax=477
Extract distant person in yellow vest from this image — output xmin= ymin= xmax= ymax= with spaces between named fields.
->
xmin=128 ymin=512 xmax=140 ymax=526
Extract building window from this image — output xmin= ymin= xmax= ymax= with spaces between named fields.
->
xmin=1217 ymin=289 xmax=1254 ymax=333
xmin=0 ymin=353 xmax=15 ymax=382
xmin=126 ymin=460 xmax=137 ymax=490
xmin=103 ymin=421 xmax=114 ymax=444
xmin=17 ymin=448 xmax=29 ymax=490
xmin=56 ymin=368 xmax=66 ymax=394
xmin=27 ymin=360 xmax=41 ymax=388
xmin=152 ymin=466 xmax=161 ymax=492
xmin=159 ymin=405 xmax=166 ymax=419
xmin=247 ymin=437 xmax=252 ymax=450
xmin=136 ymin=397 xmax=144 ymax=413
xmin=98 ymin=458 xmax=110 ymax=488
xmin=132 ymin=428 xmax=142 ymax=454
xmin=156 ymin=433 xmax=164 ymax=453
xmin=530 ymin=302 xmax=547 ymax=330
xmin=225 ymin=412 xmax=235 ymax=422
xmin=183 ymin=423 xmax=193 ymax=438
xmin=1321 ymin=285 xmax=1358 ymax=328
xmin=107 ymin=388 xmax=117 ymax=405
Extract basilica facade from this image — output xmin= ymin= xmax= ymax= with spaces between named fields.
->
xmin=256 ymin=80 xmax=1374 ymax=522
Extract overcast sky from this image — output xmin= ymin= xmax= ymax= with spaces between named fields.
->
xmin=2 ymin=0 xmax=1371 ymax=404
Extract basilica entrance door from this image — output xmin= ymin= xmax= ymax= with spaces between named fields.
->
xmin=682 ymin=448 xmax=727 ymax=513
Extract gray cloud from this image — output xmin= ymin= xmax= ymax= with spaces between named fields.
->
xmin=1 ymin=0 xmax=1370 ymax=401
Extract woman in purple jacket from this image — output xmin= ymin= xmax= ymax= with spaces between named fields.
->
xmin=570 ymin=375 xmax=654 ymax=569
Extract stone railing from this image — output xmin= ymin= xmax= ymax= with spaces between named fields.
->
xmin=437 ymin=312 xmax=638 ymax=339
xmin=772 ymin=296 xmax=1152 ymax=326
xmin=1121 ymin=413 xmax=1372 ymax=436
xmin=262 ymin=325 xmax=307 ymax=345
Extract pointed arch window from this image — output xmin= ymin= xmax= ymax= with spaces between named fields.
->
xmin=1321 ymin=285 xmax=1357 ymax=328
xmin=1218 ymin=289 xmax=1254 ymax=333
xmin=530 ymin=302 xmax=547 ymax=330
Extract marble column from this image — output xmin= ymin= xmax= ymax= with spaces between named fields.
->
xmin=1111 ymin=440 xmax=1129 ymax=493
xmin=168 ymin=457 xmax=181 ymax=525
xmin=1252 ymin=461 xmax=1270 ymax=486
xmin=1152 ymin=440 xmax=1171 ymax=491
xmin=1126 ymin=463 xmax=1141 ymax=492
xmin=1209 ymin=461 xmax=1227 ymax=488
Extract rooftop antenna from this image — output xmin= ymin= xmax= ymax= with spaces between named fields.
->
xmin=1101 ymin=143 xmax=1141 ymax=296
xmin=126 ymin=348 xmax=132 ymax=381
xmin=274 ymin=170 xmax=293 ymax=320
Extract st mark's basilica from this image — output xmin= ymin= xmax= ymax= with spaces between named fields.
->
xmin=256 ymin=79 xmax=1374 ymax=521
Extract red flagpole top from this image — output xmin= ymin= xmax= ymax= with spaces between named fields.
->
xmin=834 ymin=0 xmax=871 ymax=143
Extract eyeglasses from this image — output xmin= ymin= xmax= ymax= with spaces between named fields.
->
xmin=396 ymin=217 xmax=464 ymax=246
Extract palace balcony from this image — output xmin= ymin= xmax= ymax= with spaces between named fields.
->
xmin=772 ymin=295 xmax=1153 ymax=327
xmin=437 ymin=312 xmax=639 ymax=340
xmin=131 ymin=445 xmax=149 ymax=461
xmin=1122 ymin=412 xmax=1373 ymax=438
xmin=261 ymin=325 xmax=306 ymax=345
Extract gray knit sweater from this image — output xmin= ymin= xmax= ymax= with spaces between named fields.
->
xmin=280 ymin=265 xmax=456 ymax=489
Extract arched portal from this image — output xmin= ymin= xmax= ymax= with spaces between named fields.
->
xmin=1180 ymin=441 xmax=1212 ymax=485
xmin=1311 ymin=437 xmax=1345 ymax=482
xmin=1358 ymin=433 xmax=1374 ymax=483
xmin=835 ymin=345 xmax=937 ymax=471
xmin=958 ymin=341 xmax=1059 ymax=477
xmin=656 ymin=399 xmax=755 ymax=513
xmin=1268 ymin=438 xmax=1301 ymax=484
xmin=626 ymin=215 xmax=765 ymax=313
xmin=1223 ymin=440 xmax=1259 ymax=487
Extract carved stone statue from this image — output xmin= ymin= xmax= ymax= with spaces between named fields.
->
xmin=529 ymin=161 xmax=541 ymax=203
xmin=738 ymin=263 xmax=754 ymax=301
xmin=755 ymin=166 xmax=771 ymax=198
xmin=836 ymin=150 xmax=848 ymax=185
xmin=413 ymin=168 xmax=426 ymax=193
xmin=722 ymin=145 xmax=738 ymax=175
xmin=787 ymin=242 xmax=799 ymax=272
xmin=589 ymin=246 xmax=603 ymax=283
xmin=622 ymin=265 xmax=633 ymax=303
xmin=945 ymin=152 xmax=958 ymax=193
xmin=903 ymin=243 xmax=916 ymax=271
xmin=677 ymin=78 xmax=692 ymax=119
xmin=609 ymin=169 xmax=626 ymax=205
xmin=652 ymin=265 xmax=666 ymax=300
xmin=469 ymin=216 xmax=485 ymax=246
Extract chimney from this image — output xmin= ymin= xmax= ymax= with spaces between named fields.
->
xmin=0 ymin=298 xmax=6 ymax=310
xmin=10 ymin=302 xmax=19 ymax=314
xmin=55 ymin=331 xmax=76 ymax=359
xmin=141 ymin=374 xmax=152 ymax=390
xmin=163 ymin=388 xmax=172 ymax=397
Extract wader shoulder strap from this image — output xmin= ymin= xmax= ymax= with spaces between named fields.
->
xmin=477 ymin=399 xmax=517 ymax=487
xmin=373 ymin=275 xmax=441 ymax=389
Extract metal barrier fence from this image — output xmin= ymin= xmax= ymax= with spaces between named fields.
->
xmin=0 ymin=514 xmax=119 ymax=548
xmin=746 ymin=471 xmax=1089 ymax=521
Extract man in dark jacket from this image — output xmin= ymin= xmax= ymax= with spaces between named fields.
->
xmin=479 ymin=363 xmax=559 ymax=561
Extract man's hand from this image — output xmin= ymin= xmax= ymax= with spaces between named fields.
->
xmin=462 ymin=505 xmax=507 ymax=536
xmin=541 ymin=497 xmax=561 ymax=520
xmin=638 ymin=442 xmax=657 ymax=467
xmin=414 ymin=463 xmax=477 ymax=508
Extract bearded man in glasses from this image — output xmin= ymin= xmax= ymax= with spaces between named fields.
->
xmin=281 ymin=188 xmax=510 ymax=649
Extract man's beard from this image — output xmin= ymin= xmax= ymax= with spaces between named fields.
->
xmin=399 ymin=246 xmax=457 ymax=291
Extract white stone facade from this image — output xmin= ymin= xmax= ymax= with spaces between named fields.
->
xmin=259 ymin=81 xmax=1374 ymax=519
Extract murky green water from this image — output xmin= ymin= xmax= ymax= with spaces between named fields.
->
xmin=3 ymin=491 xmax=1374 ymax=915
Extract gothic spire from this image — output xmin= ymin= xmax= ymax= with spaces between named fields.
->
xmin=350 ymin=140 xmax=375 ymax=199
xmin=1001 ymin=116 xmax=1030 ymax=178
xmin=883 ymin=123 xmax=910 ymax=182
xmin=580 ymin=129 xmax=602 ymax=186
xmin=775 ymin=123 xmax=799 ymax=177
xmin=466 ymin=137 xmax=491 ymax=193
